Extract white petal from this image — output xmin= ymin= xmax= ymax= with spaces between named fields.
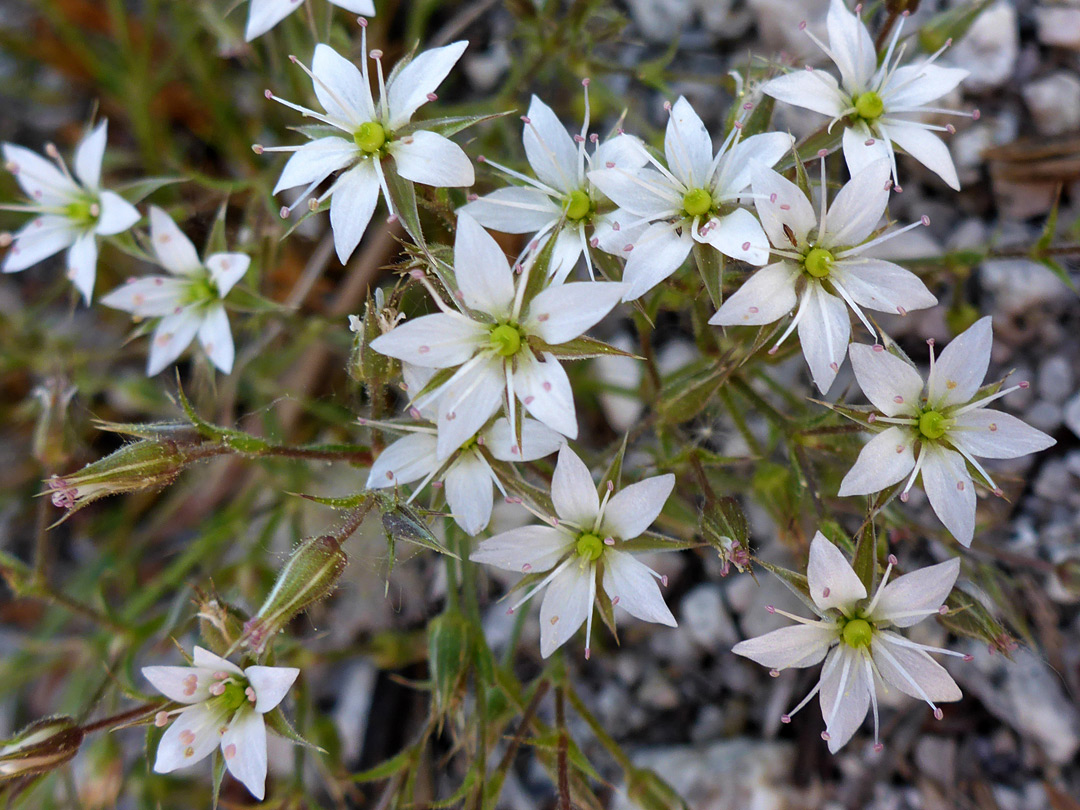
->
xmin=826 ymin=0 xmax=877 ymax=91
xmin=539 ymin=561 xmax=593 ymax=657
xmin=762 ymin=70 xmax=847 ymax=118
xmin=837 ymin=426 xmax=917 ymax=497
xmin=2 ymin=216 xmax=78 ymax=272
xmin=95 ymin=190 xmax=140 ymax=235
xmin=66 ymin=232 xmax=98 ymax=304
xmin=664 ymin=96 xmax=713 ymax=189
xmin=550 ymin=445 xmax=599 ymax=526
xmin=750 ymin=163 xmax=816 ymax=249
xmin=245 ymin=0 xmax=299 ymax=41
xmin=591 ymin=134 xmax=649 ymax=174
xmin=470 ymin=525 xmax=574 ymax=573
xmin=873 ymin=632 xmax=962 ymax=701
xmin=100 ymin=276 xmax=186 ymax=317
xmin=871 ymin=559 xmax=960 ymax=628
xmin=884 ymin=120 xmax=960 ymax=191
xmin=390 ymin=130 xmax=474 ymax=188
xmin=699 ymin=207 xmax=770 ymax=266
xmin=387 ymin=41 xmax=468 ymax=130
xmin=920 ymin=445 xmax=975 ymax=546
xmin=602 ymin=550 xmax=677 ymax=626
xmin=841 ymin=123 xmax=892 ymax=180
xmin=329 ymin=162 xmax=381 ymax=264
xmin=245 ymin=665 xmax=300 ymax=713
xmin=436 ymin=358 xmax=504 ymax=460
xmin=797 ymin=284 xmax=851 ymax=394
xmin=142 ymin=665 xmax=214 ymax=704
xmin=591 ymin=211 xmax=644 ymax=254
xmin=401 ymin=363 xmax=438 ymax=420
xmin=444 ymin=451 xmax=495 ymax=535
xmin=514 ymin=351 xmax=577 ymax=438
xmin=521 ymin=95 xmax=579 ymax=194
xmin=453 ymin=211 xmax=515 ymax=319
xmin=311 ymin=43 xmax=373 ymax=125
xmin=825 ymin=158 xmax=891 ymax=247
xmin=272 ymin=137 xmax=358 ymax=195
xmin=197 ymin=304 xmax=235 ymax=374
xmin=149 ymin=206 xmax=202 ymax=276
xmin=819 ymin=646 xmax=871 ymax=753
xmin=221 ymin=710 xmax=268 ymax=800
xmin=599 ymin=474 xmax=674 ymax=540
xmin=2 ymin=143 xmax=80 ymax=205
xmin=621 ymin=224 xmax=692 ymax=300
xmin=74 ymin=120 xmax=107 ymax=190
xmin=833 ymin=258 xmax=937 ymax=314
xmin=484 ymin=417 xmax=565 ymax=461
xmin=524 ymin=280 xmax=623 ymax=344
xmin=154 ymin=703 xmax=223 ymax=774
xmin=206 ymin=253 xmax=251 ymax=296
xmin=883 ymin=64 xmax=969 ymax=110
xmin=328 ymin=0 xmax=376 ymax=13
xmin=369 ymin=312 xmax=485 ymax=368
xmin=192 ymin=646 xmax=245 ymax=676
xmin=459 ymin=186 xmax=559 ymax=234
xmin=926 ymin=316 xmax=991 ymax=409
xmin=714 ymin=132 xmax=794 ymax=197
xmin=949 ymin=408 xmax=1056 ymax=460
xmin=147 ymin=309 xmax=201 ymax=376
xmin=586 ymin=167 xmax=680 ymax=219
xmin=708 ymin=261 xmax=799 ymax=326
xmin=848 ymin=343 xmax=925 ymax=417
xmin=808 ymin=531 xmax=867 ymax=613
xmin=544 ymin=226 xmax=586 ymax=285
xmin=366 ymin=432 xmax=440 ymax=487
xmin=731 ymin=624 xmax=836 ymax=669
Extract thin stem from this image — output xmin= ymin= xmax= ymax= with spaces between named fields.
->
xmin=79 ymin=702 xmax=163 ymax=735
xmin=555 ymin=686 xmax=572 ymax=810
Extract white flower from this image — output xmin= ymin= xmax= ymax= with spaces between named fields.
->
xmin=143 ymin=646 xmax=299 ymax=800
xmin=733 ymin=533 xmax=966 ymax=753
xmin=1 ymin=120 xmax=140 ymax=303
xmin=365 ymin=364 xmax=565 ymax=535
xmin=368 ymin=212 xmax=625 ymax=457
xmin=709 ymin=157 xmax=936 ymax=393
xmin=101 ymin=207 xmax=249 ymax=376
xmin=838 ymin=317 xmax=1056 ymax=546
xmin=460 ymin=88 xmax=647 ymax=283
xmin=763 ymin=0 xmax=971 ymax=190
xmin=587 ymin=96 xmax=792 ymax=300
xmin=261 ymin=35 xmax=474 ymax=263
xmin=245 ymin=0 xmax=375 ymax=41
xmin=471 ymin=445 xmax=677 ymax=658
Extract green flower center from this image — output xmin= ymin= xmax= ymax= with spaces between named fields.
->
xmin=576 ymin=532 xmax=604 ymax=561
xmin=918 ymin=410 xmax=948 ymax=440
xmin=853 ymin=91 xmax=885 ymax=122
xmin=184 ymin=276 xmax=220 ymax=305
xmin=354 ymin=121 xmax=387 ymax=154
xmin=803 ymin=247 xmax=835 ymax=278
xmin=841 ymin=618 xmax=874 ymax=648
xmin=65 ymin=199 xmax=98 ymax=226
xmin=565 ymin=190 xmax=593 ymax=222
xmin=217 ymin=681 xmax=249 ymax=713
xmin=682 ymin=187 xmax=713 ymax=217
xmin=489 ymin=324 xmax=522 ymax=357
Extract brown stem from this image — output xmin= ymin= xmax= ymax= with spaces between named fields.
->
xmin=79 ymin=702 xmax=163 ymax=735
xmin=874 ymin=9 xmax=901 ymax=52
xmin=555 ymin=687 xmax=572 ymax=810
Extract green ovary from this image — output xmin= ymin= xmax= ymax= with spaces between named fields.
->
xmin=565 ymin=190 xmax=593 ymax=222
xmin=853 ymin=91 xmax=885 ymax=121
xmin=184 ymin=276 xmax=219 ymax=305
xmin=918 ymin=410 xmax=948 ymax=440
xmin=803 ymin=247 xmax=835 ymax=279
xmin=354 ymin=121 xmax=387 ymax=154
xmin=219 ymin=681 xmax=249 ymax=713
xmin=65 ymin=199 xmax=97 ymax=226
xmin=842 ymin=618 xmax=873 ymax=648
xmin=489 ymin=324 xmax=522 ymax=357
xmin=576 ymin=533 xmax=604 ymax=561
xmin=682 ymin=188 xmax=713 ymax=217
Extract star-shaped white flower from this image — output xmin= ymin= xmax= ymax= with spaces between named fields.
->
xmin=143 ymin=646 xmax=299 ymax=800
xmin=245 ymin=0 xmax=375 ymax=42
xmin=838 ymin=317 xmax=1056 ymax=546
xmin=369 ymin=212 xmax=625 ymax=458
xmin=471 ymin=445 xmax=677 ymax=658
xmin=101 ymin=207 xmax=250 ymax=376
xmin=1 ymin=120 xmax=140 ymax=303
xmin=763 ymin=0 xmax=971 ymax=190
xmin=365 ymin=364 xmax=565 ymax=535
xmin=709 ymin=157 xmax=937 ymax=393
xmin=261 ymin=34 xmax=474 ymax=263
xmin=460 ymin=88 xmax=647 ymax=283
xmin=587 ymin=96 xmax=793 ymax=300
xmin=733 ymin=533 xmax=966 ymax=753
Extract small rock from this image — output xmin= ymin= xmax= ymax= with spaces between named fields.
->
xmin=1022 ymin=71 xmax=1080 ymax=135
xmin=1037 ymin=356 xmax=1074 ymax=404
xmin=947 ymin=2 xmax=1019 ymax=90
xmin=1024 ymin=400 xmax=1062 ymax=433
xmin=637 ymin=670 xmax=681 ymax=710
xmin=980 ymin=259 xmax=1072 ymax=316
xmin=624 ymin=0 xmax=694 ymax=42
xmin=680 ymin=584 xmax=738 ymax=650
xmin=1035 ymin=6 xmax=1080 ymax=51
xmin=1033 ymin=459 xmax=1074 ymax=503
xmin=914 ymin=736 xmax=957 ymax=787
xmin=1064 ymin=392 xmax=1080 ymax=439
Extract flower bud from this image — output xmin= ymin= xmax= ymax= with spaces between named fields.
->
xmin=348 ymin=291 xmax=396 ymax=388
xmin=0 ymin=716 xmax=84 ymax=781
xmin=427 ymin=610 xmax=472 ymax=714
xmin=31 ymin=378 xmax=77 ymax=469
xmin=195 ymin=588 xmax=248 ymax=656
xmin=246 ymin=535 xmax=348 ymax=651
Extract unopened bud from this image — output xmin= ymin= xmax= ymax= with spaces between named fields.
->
xmin=0 ymin=716 xmax=84 ymax=780
xmin=195 ymin=588 xmax=248 ymax=656
xmin=427 ymin=610 xmax=472 ymax=714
